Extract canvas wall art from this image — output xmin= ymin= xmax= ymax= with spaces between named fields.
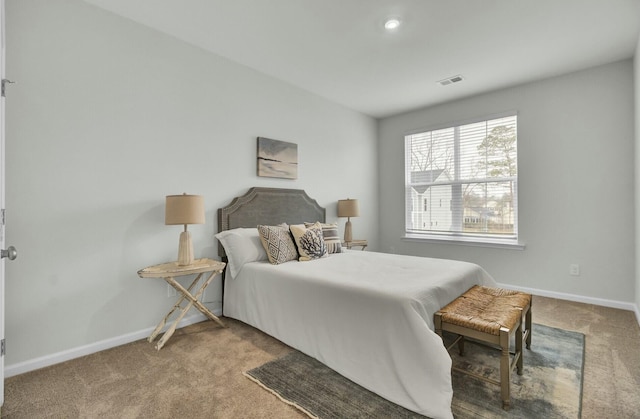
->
xmin=257 ymin=137 xmax=298 ymax=179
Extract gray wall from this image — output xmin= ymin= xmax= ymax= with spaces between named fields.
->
xmin=5 ymin=0 xmax=377 ymax=367
xmin=378 ymin=60 xmax=635 ymax=304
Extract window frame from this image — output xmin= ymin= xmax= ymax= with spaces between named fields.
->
xmin=403 ymin=111 xmax=524 ymax=249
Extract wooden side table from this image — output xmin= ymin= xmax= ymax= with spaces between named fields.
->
xmin=343 ymin=239 xmax=368 ymax=250
xmin=138 ymin=258 xmax=226 ymax=350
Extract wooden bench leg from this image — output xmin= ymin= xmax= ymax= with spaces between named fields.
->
xmin=516 ymin=318 xmax=524 ymax=375
xmin=434 ymin=313 xmax=442 ymax=338
xmin=435 ymin=312 xmax=465 ymax=356
xmin=457 ymin=336 xmax=465 ymax=356
xmin=500 ymin=328 xmax=511 ymax=410
xmin=525 ymin=302 xmax=532 ymax=349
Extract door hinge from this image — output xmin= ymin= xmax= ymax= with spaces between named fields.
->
xmin=1 ymin=209 xmax=5 ymax=225
xmin=1 ymin=339 xmax=5 ymax=356
xmin=1 ymin=79 xmax=15 ymax=97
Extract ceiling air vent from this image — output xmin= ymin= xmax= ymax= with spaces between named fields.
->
xmin=437 ymin=75 xmax=464 ymax=86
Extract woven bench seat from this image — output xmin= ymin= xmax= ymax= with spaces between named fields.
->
xmin=434 ymin=285 xmax=532 ymax=409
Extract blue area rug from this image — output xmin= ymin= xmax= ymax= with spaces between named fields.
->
xmin=245 ymin=324 xmax=584 ymax=418
xmin=449 ymin=323 xmax=584 ymax=418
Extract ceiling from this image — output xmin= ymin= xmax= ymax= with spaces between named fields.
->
xmin=83 ymin=0 xmax=640 ymax=118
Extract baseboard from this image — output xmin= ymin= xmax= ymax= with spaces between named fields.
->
xmin=496 ymin=282 xmax=640 ymax=325
xmin=5 ymin=308 xmax=220 ymax=378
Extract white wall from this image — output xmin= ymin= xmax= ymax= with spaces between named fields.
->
xmin=379 ymin=60 xmax=635 ymax=305
xmin=4 ymin=0 xmax=377 ymax=367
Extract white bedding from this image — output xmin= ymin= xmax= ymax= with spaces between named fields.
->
xmin=223 ymin=250 xmax=496 ymax=419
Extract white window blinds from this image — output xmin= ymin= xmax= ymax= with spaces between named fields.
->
xmin=404 ymin=114 xmax=518 ymax=242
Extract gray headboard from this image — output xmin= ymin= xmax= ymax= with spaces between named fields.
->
xmin=217 ymin=187 xmax=326 ymax=258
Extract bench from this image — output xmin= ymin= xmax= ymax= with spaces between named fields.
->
xmin=434 ymin=285 xmax=532 ymax=409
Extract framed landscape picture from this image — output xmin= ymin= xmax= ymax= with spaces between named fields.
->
xmin=257 ymin=137 xmax=298 ymax=179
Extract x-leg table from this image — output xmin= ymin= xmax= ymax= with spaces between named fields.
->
xmin=138 ymin=258 xmax=227 ymax=350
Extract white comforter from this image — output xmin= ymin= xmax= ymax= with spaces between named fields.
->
xmin=224 ymin=250 xmax=496 ymax=419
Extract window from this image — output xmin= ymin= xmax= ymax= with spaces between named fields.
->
xmin=404 ymin=114 xmax=518 ymax=245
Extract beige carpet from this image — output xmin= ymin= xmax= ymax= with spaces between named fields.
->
xmin=3 ymin=296 xmax=640 ymax=418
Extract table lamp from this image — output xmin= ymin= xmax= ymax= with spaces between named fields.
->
xmin=165 ymin=193 xmax=205 ymax=265
xmin=338 ymin=198 xmax=359 ymax=243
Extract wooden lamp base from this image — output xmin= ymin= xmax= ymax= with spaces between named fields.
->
xmin=344 ymin=218 xmax=353 ymax=243
xmin=177 ymin=230 xmax=194 ymax=266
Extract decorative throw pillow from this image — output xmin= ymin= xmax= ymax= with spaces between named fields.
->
xmin=257 ymin=224 xmax=298 ymax=265
xmin=305 ymin=222 xmax=342 ymax=254
xmin=290 ymin=222 xmax=327 ymax=261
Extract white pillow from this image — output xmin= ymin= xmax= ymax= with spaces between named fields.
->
xmin=215 ymin=228 xmax=268 ymax=278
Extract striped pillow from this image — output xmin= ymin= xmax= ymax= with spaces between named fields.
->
xmin=306 ymin=222 xmax=342 ymax=254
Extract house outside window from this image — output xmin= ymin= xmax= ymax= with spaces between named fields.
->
xmin=404 ymin=113 xmax=518 ymax=246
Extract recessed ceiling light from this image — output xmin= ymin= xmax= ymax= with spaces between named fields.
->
xmin=384 ymin=19 xmax=401 ymax=30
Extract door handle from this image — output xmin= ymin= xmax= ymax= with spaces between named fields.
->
xmin=1 ymin=246 xmax=17 ymax=260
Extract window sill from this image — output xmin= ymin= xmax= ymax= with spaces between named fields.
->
xmin=402 ymin=234 xmax=525 ymax=250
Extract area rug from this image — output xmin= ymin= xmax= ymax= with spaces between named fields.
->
xmin=244 ymin=324 xmax=584 ymax=419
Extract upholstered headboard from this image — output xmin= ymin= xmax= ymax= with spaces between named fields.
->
xmin=217 ymin=187 xmax=326 ymax=258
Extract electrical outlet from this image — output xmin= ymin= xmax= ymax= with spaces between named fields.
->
xmin=167 ymin=284 xmax=176 ymax=297
xmin=569 ymin=264 xmax=580 ymax=276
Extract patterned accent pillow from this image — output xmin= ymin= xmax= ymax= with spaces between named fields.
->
xmin=305 ymin=222 xmax=342 ymax=254
xmin=257 ymin=224 xmax=298 ymax=265
xmin=290 ymin=222 xmax=327 ymax=261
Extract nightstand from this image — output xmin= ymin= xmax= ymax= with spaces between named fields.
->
xmin=138 ymin=258 xmax=226 ymax=350
xmin=343 ymin=239 xmax=368 ymax=250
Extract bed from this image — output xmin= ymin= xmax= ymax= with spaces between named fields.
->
xmin=216 ymin=187 xmax=497 ymax=419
